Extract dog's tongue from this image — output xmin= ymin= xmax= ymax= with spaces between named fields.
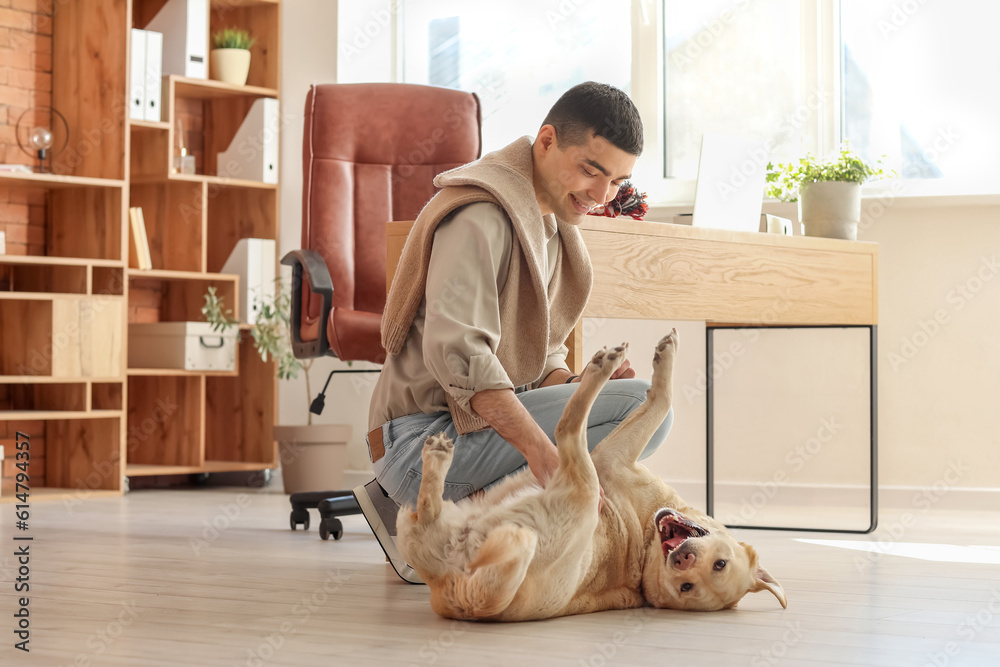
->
xmin=665 ymin=533 xmax=688 ymax=551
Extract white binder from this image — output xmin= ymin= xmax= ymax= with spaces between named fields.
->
xmin=216 ymin=98 xmax=279 ymax=184
xmin=129 ymin=29 xmax=146 ymax=120
xmin=144 ymin=0 xmax=208 ymax=79
xmin=144 ymin=30 xmax=163 ymax=122
xmin=220 ymin=238 xmax=276 ymax=325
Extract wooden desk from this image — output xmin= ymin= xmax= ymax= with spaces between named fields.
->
xmin=386 ymin=218 xmax=879 ymax=532
xmin=388 ymin=218 xmax=877 ymax=365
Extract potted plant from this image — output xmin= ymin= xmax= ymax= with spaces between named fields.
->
xmin=210 ymin=27 xmax=256 ymax=86
xmin=202 ymin=283 xmax=351 ymax=494
xmin=766 ymin=144 xmax=893 ymax=240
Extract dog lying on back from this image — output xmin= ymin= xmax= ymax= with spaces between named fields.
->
xmin=397 ymin=330 xmax=786 ymax=621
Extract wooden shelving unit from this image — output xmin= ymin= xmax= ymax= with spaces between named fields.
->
xmin=0 ymin=0 xmax=281 ymax=503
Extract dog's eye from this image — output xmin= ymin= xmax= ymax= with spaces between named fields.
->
xmin=680 ymin=583 xmax=693 ymax=593
xmin=714 ymin=559 xmax=727 ymax=571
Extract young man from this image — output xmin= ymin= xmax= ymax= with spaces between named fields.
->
xmin=355 ymin=82 xmax=673 ymax=582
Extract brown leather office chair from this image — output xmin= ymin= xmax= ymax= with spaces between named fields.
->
xmin=281 ymin=83 xmax=482 ymax=541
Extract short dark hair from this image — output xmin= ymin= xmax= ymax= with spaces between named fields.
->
xmin=541 ymin=82 xmax=643 ymax=156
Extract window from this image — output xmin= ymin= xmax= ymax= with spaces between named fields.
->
xmin=400 ymin=0 xmax=632 ymax=153
xmin=841 ymin=0 xmax=1000 ymax=183
xmin=663 ymin=0 xmax=804 ymax=179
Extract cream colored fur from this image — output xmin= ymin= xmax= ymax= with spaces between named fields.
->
xmin=396 ymin=330 xmax=787 ymax=621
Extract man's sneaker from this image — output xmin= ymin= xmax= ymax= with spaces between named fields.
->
xmin=353 ymin=480 xmax=424 ymax=585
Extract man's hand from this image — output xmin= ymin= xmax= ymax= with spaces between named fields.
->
xmin=609 ymin=355 xmax=635 ymax=380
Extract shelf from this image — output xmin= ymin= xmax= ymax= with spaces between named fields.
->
xmin=0 ymin=409 xmax=123 ymax=421
xmin=0 ymin=256 xmax=124 ymax=268
xmin=128 ymin=268 xmax=239 ymax=281
xmin=130 ymin=172 xmax=278 ymax=190
xmin=168 ymin=173 xmax=278 ymax=190
xmin=0 ymin=486 xmax=121 ymax=504
xmin=129 ymin=119 xmax=170 ymax=131
xmin=0 ymin=171 xmax=126 ymax=189
xmin=211 ymin=0 xmax=279 ymax=7
xmin=0 ymin=376 xmax=122 ymax=384
xmin=124 ymin=460 xmax=272 ymax=477
xmin=127 ymin=368 xmax=239 ymax=377
xmin=0 ymin=292 xmax=125 ymax=302
xmin=171 ymin=75 xmax=278 ymax=101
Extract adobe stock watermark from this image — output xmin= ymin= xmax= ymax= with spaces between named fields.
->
xmin=240 ymin=568 xmax=352 ymax=667
xmin=577 ymin=607 xmax=656 ymax=667
xmin=888 ymin=254 xmax=998 ymax=372
xmin=922 ymin=589 xmax=1000 ymax=667
xmin=854 ymin=459 xmax=969 ymax=573
xmin=406 ymin=619 xmax=469 ymax=667
xmin=339 ymin=0 xmax=402 ymax=64
xmin=721 ymin=416 xmax=844 ymax=526
xmin=55 ymin=601 xmax=141 ymax=667
xmin=669 ymin=0 xmax=752 ymax=66
xmin=751 ymin=620 xmax=805 ymax=667
xmin=877 ymin=0 xmax=930 ymax=40
xmin=683 ymin=290 xmax=795 ymax=404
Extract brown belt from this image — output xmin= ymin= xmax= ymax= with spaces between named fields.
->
xmin=367 ymin=426 xmax=385 ymax=464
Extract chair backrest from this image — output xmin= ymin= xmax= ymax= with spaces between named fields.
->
xmin=301 ymin=83 xmax=482 ymax=360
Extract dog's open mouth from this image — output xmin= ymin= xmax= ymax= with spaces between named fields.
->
xmin=655 ymin=508 xmax=708 ymax=556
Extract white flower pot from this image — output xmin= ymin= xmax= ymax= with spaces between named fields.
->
xmin=210 ymin=48 xmax=251 ymax=86
xmin=797 ymin=181 xmax=863 ymax=241
xmin=274 ymin=424 xmax=352 ymax=495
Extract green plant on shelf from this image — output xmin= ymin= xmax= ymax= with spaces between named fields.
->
xmin=212 ymin=27 xmax=257 ymax=51
xmin=201 ymin=283 xmax=306 ymax=383
xmin=765 ymin=143 xmax=895 ymax=203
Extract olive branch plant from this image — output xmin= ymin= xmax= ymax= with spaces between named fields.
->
xmin=202 ymin=282 xmax=319 ymax=425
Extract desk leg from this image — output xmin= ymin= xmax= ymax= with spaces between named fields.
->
xmin=705 ymin=325 xmax=878 ymax=534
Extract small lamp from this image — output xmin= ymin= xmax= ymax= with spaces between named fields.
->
xmin=15 ymin=107 xmax=68 ymax=173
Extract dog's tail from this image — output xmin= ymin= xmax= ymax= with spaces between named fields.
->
xmin=431 ymin=524 xmax=537 ymax=620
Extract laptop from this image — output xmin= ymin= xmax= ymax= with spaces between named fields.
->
xmin=691 ymin=132 xmax=770 ymax=233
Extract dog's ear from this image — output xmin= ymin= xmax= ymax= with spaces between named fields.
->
xmin=741 ymin=543 xmax=787 ymax=609
xmin=751 ymin=565 xmax=787 ymax=609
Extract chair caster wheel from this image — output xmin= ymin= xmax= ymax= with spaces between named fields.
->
xmin=290 ymin=508 xmax=310 ymax=531
xmin=319 ymin=518 xmax=343 ymax=541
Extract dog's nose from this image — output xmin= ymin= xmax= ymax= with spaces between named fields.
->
xmin=673 ymin=551 xmax=697 ymax=571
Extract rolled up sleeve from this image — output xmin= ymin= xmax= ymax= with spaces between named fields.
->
xmin=421 ymin=202 xmax=514 ymax=413
xmin=528 ymin=342 xmax=570 ymax=391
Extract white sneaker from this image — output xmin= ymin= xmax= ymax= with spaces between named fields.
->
xmin=353 ymin=480 xmax=424 ymax=585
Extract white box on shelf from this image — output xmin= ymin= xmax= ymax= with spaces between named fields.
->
xmin=0 ymin=230 xmax=6 ymax=254
xmin=0 ymin=444 xmax=3 ymax=498
xmin=129 ymin=28 xmax=147 ymax=120
xmin=144 ymin=0 xmax=208 ymax=79
xmin=220 ymin=238 xmax=276 ymax=325
xmin=144 ymin=30 xmax=163 ymax=122
xmin=216 ymin=98 xmax=279 ymax=184
xmin=128 ymin=322 xmax=237 ymax=371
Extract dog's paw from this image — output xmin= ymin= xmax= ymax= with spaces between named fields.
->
xmin=587 ymin=342 xmax=628 ymax=379
xmin=653 ymin=328 xmax=678 ymax=364
xmin=423 ymin=432 xmax=454 ymax=456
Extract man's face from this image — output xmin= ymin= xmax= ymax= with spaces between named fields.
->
xmin=533 ymin=126 xmax=638 ymax=224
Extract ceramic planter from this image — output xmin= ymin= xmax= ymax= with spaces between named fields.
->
xmin=274 ymin=424 xmax=351 ymax=495
xmin=797 ymin=180 xmax=862 ymax=241
xmin=210 ymin=48 xmax=251 ymax=86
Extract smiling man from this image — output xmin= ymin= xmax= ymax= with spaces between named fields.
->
xmin=357 ymin=82 xmax=673 ymax=582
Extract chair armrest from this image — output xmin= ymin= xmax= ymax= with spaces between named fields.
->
xmin=281 ymin=249 xmax=334 ymax=359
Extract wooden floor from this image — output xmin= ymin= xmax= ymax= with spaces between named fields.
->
xmin=2 ymin=483 xmax=999 ymax=666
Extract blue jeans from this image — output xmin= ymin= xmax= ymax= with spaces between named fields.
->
xmin=369 ymin=379 xmax=673 ymax=508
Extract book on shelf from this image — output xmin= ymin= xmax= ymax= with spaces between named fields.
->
xmin=128 ymin=207 xmax=153 ymax=270
xmin=0 ymin=164 xmax=32 ymax=174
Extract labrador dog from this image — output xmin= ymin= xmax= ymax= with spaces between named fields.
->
xmin=397 ymin=330 xmax=786 ymax=621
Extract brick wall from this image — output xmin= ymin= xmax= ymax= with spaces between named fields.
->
xmin=0 ymin=0 xmax=53 ymax=257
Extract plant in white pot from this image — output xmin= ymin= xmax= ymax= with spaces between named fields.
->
xmin=210 ymin=27 xmax=256 ymax=86
xmin=202 ymin=284 xmax=351 ymax=495
xmin=766 ymin=144 xmax=893 ymax=240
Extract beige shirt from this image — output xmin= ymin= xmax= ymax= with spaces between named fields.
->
xmin=368 ymin=201 xmax=567 ymax=431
